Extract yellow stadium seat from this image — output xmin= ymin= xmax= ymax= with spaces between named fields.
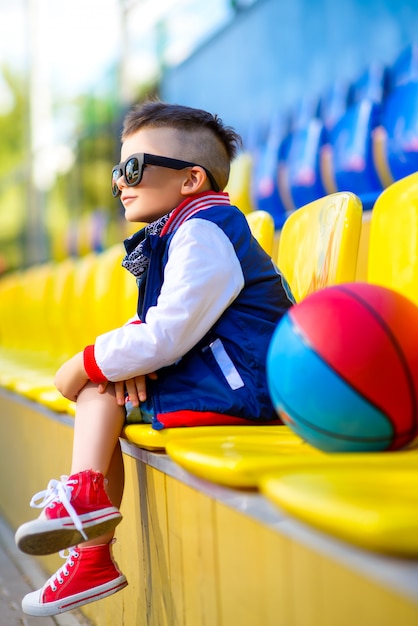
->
xmin=0 ymin=272 xmax=23 ymax=351
xmin=123 ymin=423 xmax=289 ymax=451
xmin=225 ymin=151 xmax=256 ymax=215
xmin=68 ymin=253 xmax=101 ymax=352
xmin=47 ymin=258 xmax=77 ymax=362
xmin=277 ymin=191 xmax=363 ymax=302
xmin=120 ymin=258 xmax=139 ymax=323
xmin=165 ymin=428 xmax=321 ymax=486
xmin=367 ymin=171 xmax=418 ymax=305
xmin=0 ymin=263 xmax=61 ymax=398
xmin=11 ymin=258 xmax=80 ymax=408
xmin=166 ymin=433 xmax=418 ymax=489
xmin=16 ymin=264 xmax=55 ymax=354
xmin=91 ymin=244 xmax=131 ymax=335
xmin=245 ymin=210 xmax=275 ymax=256
xmin=260 ymin=464 xmax=418 ymax=557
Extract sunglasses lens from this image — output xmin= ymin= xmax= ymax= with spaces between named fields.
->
xmin=111 ymin=168 xmax=121 ymax=197
xmin=125 ymin=157 xmax=140 ymax=185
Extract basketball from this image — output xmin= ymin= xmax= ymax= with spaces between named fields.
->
xmin=267 ymin=282 xmax=418 ymax=452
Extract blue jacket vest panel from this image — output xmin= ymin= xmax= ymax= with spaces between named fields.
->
xmin=135 ymin=204 xmax=293 ymax=428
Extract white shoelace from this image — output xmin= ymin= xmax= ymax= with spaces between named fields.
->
xmin=48 ymin=548 xmax=80 ymax=592
xmin=30 ymin=476 xmax=87 ymax=541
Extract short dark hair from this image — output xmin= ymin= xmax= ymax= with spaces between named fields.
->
xmin=122 ymin=100 xmax=242 ymax=190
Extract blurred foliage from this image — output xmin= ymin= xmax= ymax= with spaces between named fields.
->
xmin=0 ymin=66 xmax=27 ymax=176
xmin=0 ymin=66 xmax=27 ymax=270
xmin=0 ymin=62 xmax=160 ymax=274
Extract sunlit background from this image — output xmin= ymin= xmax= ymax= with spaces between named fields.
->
xmin=0 ymin=0 xmax=417 ymax=271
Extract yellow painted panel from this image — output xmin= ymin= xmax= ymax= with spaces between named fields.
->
xmin=302 ymin=543 xmax=418 ymax=626
xmin=143 ymin=467 xmax=171 ymax=626
xmin=166 ymin=477 xmax=220 ymax=626
xmin=165 ymin=478 xmax=186 ymax=626
xmin=112 ymin=455 xmax=148 ymax=626
xmin=82 ymin=459 xmax=173 ymax=626
xmin=287 ymin=539 xmax=323 ymax=626
xmin=216 ymin=503 xmax=418 ymax=626
xmin=262 ymin=529 xmax=294 ymax=626
xmin=81 ymin=455 xmax=150 ymax=626
xmin=215 ymin=502 xmax=293 ymax=626
xmin=1 ymin=393 xmax=418 ymax=626
xmin=0 ymin=395 xmax=73 ymax=527
xmin=0 ymin=393 xmax=75 ymax=577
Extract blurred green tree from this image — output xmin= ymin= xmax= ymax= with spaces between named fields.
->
xmin=0 ymin=66 xmax=27 ymax=271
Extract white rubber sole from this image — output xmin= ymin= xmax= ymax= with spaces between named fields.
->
xmin=22 ymin=574 xmax=128 ymax=616
xmin=15 ymin=508 xmax=122 ymax=555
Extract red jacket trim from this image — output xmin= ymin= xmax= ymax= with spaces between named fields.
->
xmin=155 ymin=410 xmax=281 ymax=428
xmin=161 ymin=191 xmax=230 ymax=236
xmin=83 ymin=345 xmax=108 ymax=384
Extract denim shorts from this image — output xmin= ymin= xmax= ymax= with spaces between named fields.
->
xmin=125 ymin=397 xmax=154 ymax=424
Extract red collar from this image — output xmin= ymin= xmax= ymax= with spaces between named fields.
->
xmin=161 ymin=191 xmax=230 ymax=236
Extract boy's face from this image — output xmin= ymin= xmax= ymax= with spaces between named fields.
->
xmin=116 ymin=127 xmax=197 ymax=223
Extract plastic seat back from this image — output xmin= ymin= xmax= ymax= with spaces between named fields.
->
xmin=327 ymin=100 xmax=383 ymax=205
xmin=381 ymin=81 xmax=418 ymax=182
xmin=347 ymin=63 xmax=388 ymax=106
xmin=367 ymin=171 xmax=418 ymax=306
xmin=21 ymin=264 xmax=55 ymax=354
xmin=245 ymin=210 xmax=275 ymax=256
xmin=91 ymin=245 xmax=125 ymax=333
xmin=47 ymin=258 xmax=77 ymax=362
xmin=224 ymin=151 xmax=256 ymax=215
xmin=317 ymin=80 xmax=350 ymax=132
xmin=286 ymin=117 xmax=328 ymax=209
xmin=253 ymin=120 xmax=290 ymax=229
xmin=0 ymin=272 xmax=24 ymax=350
xmin=68 ymin=253 xmax=100 ymax=353
xmin=277 ymin=192 xmax=363 ymax=302
xmin=387 ymin=43 xmax=418 ymax=90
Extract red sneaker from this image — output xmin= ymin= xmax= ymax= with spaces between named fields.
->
xmin=22 ymin=541 xmax=128 ymax=616
xmin=15 ymin=470 xmax=122 ymax=555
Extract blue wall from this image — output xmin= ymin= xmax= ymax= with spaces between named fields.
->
xmin=161 ymin=0 xmax=418 ymax=141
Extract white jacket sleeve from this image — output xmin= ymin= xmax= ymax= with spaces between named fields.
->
xmin=92 ymin=218 xmax=245 ymax=381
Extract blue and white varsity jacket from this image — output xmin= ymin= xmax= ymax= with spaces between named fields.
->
xmin=84 ymin=191 xmax=294 ymax=429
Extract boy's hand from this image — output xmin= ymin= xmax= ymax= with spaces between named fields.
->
xmin=99 ymin=373 xmax=158 ymax=407
xmin=54 ymin=352 xmax=89 ymax=401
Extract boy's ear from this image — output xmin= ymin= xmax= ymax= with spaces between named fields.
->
xmin=181 ymin=166 xmax=211 ymax=194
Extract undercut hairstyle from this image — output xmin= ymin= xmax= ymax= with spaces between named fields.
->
xmin=121 ymin=100 xmax=243 ymax=190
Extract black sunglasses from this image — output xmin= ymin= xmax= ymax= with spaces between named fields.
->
xmin=111 ymin=152 xmax=220 ymax=197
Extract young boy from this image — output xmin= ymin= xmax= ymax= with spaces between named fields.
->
xmin=15 ymin=101 xmax=294 ymax=616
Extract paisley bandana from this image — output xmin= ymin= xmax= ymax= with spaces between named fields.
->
xmin=122 ymin=213 xmax=171 ymax=278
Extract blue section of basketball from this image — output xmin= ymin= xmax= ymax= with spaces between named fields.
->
xmin=267 ymin=314 xmax=395 ymax=452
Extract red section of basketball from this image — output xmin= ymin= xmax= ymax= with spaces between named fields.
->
xmin=289 ymin=282 xmax=418 ymax=447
